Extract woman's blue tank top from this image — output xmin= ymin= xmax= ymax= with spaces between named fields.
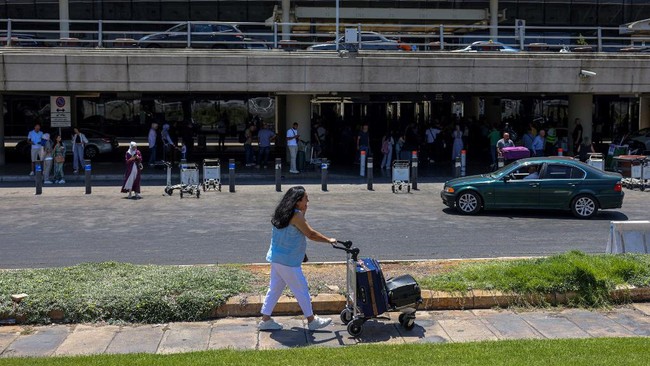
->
xmin=266 ymin=212 xmax=307 ymax=267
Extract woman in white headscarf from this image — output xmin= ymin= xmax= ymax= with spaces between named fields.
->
xmin=121 ymin=141 xmax=143 ymax=199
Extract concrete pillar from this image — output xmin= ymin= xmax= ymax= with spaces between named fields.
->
xmin=485 ymin=97 xmax=501 ymax=127
xmin=568 ymin=94 xmax=593 ymax=151
xmin=59 ymin=0 xmax=70 ymax=39
xmin=465 ymin=96 xmax=481 ymax=120
xmin=285 ymin=94 xmax=312 ymax=161
xmin=490 ymin=0 xmax=499 ymax=41
xmin=281 ymin=0 xmax=291 ymax=40
xmin=0 ymin=94 xmax=4 ymax=166
xmin=639 ymin=95 xmax=650 ymax=130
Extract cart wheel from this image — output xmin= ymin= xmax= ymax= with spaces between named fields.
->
xmin=164 ymin=187 xmax=173 ymax=196
xmin=399 ymin=313 xmax=416 ymax=330
xmin=347 ymin=319 xmax=363 ymax=337
xmin=340 ymin=308 xmax=353 ymax=325
xmin=180 ymin=191 xmax=184 ymax=199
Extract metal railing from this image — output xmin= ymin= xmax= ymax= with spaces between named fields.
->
xmin=1 ymin=18 xmax=650 ymax=53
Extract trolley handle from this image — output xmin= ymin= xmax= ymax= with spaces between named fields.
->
xmin=331 ymin=240 xmax=359 ymax=261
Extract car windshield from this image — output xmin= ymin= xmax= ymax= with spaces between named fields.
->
xmin=489 ymin=161 xmax=522 ymax=179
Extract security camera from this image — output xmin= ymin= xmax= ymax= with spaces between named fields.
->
xmin=579 ymin=70 xmax=597 ymax=78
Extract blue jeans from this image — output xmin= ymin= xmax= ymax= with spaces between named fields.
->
xmin=258 ymin=146 xmax=270 ymax=167
xmin=73 ymin=144 xmax=85 ymax=171
xmin=244 ymin=144 xmax=254 ymax=165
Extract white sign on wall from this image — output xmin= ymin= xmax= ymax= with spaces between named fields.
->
xmin=50 ymin=96 xmax=71 ymax=128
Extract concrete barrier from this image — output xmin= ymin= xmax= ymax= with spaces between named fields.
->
xmin=606 ymin=220 xmax=650 ymax=254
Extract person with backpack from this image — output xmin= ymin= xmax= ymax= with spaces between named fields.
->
xmin=380 ymin=132 xmax=394 ymax=169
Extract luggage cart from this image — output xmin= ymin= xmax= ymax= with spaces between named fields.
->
xmin=202 ymin=158 xmax=221 ymax=191
xmin=627 ymin=156 xmax=650 ymax=191
xmin=586 ymin=153 xmax=604 ymax=171
xmin=391 ymin=160 xmax=410 ymax=193
xmin=163 ymin=162 xmax=200 ymax=198
xmin=332 ymin=240 xmax=422 ymax=337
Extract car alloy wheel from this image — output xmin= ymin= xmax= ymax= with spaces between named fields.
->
xmin=456 ymin=191 xmax=481 ymax=215
xmin=572 ymin=194 xmax=597 ymax=219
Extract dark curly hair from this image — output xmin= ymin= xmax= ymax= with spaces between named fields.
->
xmin=271 ymin=186 xmax=306 ymax=229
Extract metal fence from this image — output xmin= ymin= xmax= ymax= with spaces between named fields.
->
xmin=1 ymin=18 xmax=650 ymax=52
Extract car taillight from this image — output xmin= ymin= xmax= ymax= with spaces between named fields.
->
xmin=614 ymin=182 xmax=622 ymax=192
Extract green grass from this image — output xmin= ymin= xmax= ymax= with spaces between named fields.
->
xmin=419 ymin=251 xmax=650 ymax=306
xmin=0 ymin=262 xmax=253 ymax=324
xmin=1 ymin=338 xmax=650 ymax=365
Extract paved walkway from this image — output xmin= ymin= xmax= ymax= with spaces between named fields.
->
xmin=2 ymin=304 xmax=650 ymax=357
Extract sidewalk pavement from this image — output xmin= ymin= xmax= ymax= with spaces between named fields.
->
xmin=2 ymin=304 xmax=650 ymax=357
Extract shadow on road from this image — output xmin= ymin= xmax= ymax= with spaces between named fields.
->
xmin=442 ymin=207 xmax=629 ymax=221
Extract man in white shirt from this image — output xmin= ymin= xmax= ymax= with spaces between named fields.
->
xmin=286 ymin=122 xmax=300 ymax=173
xmin=27 ymin=123 xmax=43 ymax=175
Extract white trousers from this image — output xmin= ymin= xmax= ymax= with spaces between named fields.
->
xmin=288 ymin=145 xmax=298 ymax=171
xmin=261 ymin=262 xmax=312 ymax=318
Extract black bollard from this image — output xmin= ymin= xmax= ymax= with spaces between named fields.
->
xmin=275 ymin=158 xmax=282 ymax=192
xmin=411 ymin=151 xmax=418 ymax=191
xmin=321 ymin=159 xmax=328 ymax=192
xmin=34 ymin=160 xmax=42 ymax=195
xmin=454 ymin=155 xmax=461 ymax=178
xmin=84 ymin=159 xmax=92 ymax=195
xmin=229 ymin=159 xmax=235 ymax=193
xmin=367 ymin=157 xmax=374 ymax=191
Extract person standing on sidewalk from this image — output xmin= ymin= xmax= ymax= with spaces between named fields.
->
xmin=244 ymin=123 xmax=257 ymax=167
xmin=257 ymin=123 xmax=276 ymax=169
xmin=147 ymin=123 xmax=159 ymax=166
xmin=27 ymin=123 xmax=43 ymax=175
xmin=259 ymin=186 xmax=335 ymax=332
xmin=121 ymin=142 xmax=143 ymax=199
xmin=71 ymin=127 xmax=88 ymax=174
xmin=41 ymin=133 xmax=54 ymax=184
xmin=53 ymin=135 xmax=66 ymax=184
xmin=286 ymin=122 xmax=300 ymax=174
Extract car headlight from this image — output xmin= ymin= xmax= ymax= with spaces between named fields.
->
xmin=444 ymin=187 xmax=455 ymax=193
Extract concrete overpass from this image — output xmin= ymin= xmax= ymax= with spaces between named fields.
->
xmin=1 ymin=48 xmax=650 ymax=164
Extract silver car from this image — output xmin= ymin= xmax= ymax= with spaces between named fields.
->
xmin=15 ymin=128 xmax=119 ymax=160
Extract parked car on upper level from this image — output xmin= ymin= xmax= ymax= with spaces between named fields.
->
xmin=452 ymin=41 xmax=519 ymax=53
xmin=15 ymin=128 xmax=119 ymax=160
xmin=138 ymin=22 xmax=245 ymax=49
xmin=440 ymin=157 xmax=624 ymax=219
xmin=307 ymin=31 xmax=413 ymax=51
xmin=0 ymin=32 xmax=46 ymax=47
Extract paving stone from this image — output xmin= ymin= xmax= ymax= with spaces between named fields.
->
xmin=472 ymin=309 xmax=543 ymax=340
xmin=605 ymin=308 xmax=650 ymax=336
xmin=1 ymin=325 xmax=70 ymax=358
xmin=561 ymin=309 xmax=634 ymax=338
xmin=105 ymin=325 xmax=165 ymax=354
xmin=157 ymin=322 xmax=212 ymax=355
xmin=355 ymin=317 xmax=404 ymax=345
xmin=397 ymin=312 xmax=450 ymax=344
xmin=54 ymin=325 xmax=119 ymax=356
xmin=0 ymin=328 xmax=21 ymax=355
xmin=307 ymin=319 xmax=359 ymax=347
xmin=258 ymin=317 xmax=307 ymax=349
xmin=519 ymin=311 xmax=590 ymax=339
xmin=209 ymin=318 xmax=258 ymax=350
xmin=435 ymin=310 xmax=499 ymax=342
xmin=631 ymin=303 xmax=650 ymax=316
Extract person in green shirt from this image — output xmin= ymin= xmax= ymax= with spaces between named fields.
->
xmin=487 ymin=124 xmax=501 ymax=166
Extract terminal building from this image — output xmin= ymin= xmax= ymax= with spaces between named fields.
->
xmin=1 ymin=0 xmax=650 ymax=166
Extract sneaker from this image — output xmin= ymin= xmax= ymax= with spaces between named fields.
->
xmin=135 ymin=194 xmax=142 ymax=199
xmin=44 ymin=180 xmax=53 ymax=184
xmin=29 ymin=171 xmax=34 ymax=176
xmin=58 ymin=179 xmax=65 ymax=184
xmin=258 ymin=319 xmax=283 ymax=331
xmin=307 ymin=316 xmax=332 ymax=331
xmin=289 ymin=170 xmax=300 ymax=174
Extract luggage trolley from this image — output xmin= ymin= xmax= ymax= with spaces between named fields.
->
xmin=332 ymin=240 xmax=422 ymax=337
xmin=202 ymin=158 xmax=221 ymax=191
xmin=391 ymin=160 xmax=411 ymax=193
xmin=163 ymin=162 xmax=201 ymax=198
xmin=586 ymin=153 xmax=604 ymax=171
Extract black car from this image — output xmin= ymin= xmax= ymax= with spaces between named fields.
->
xmin=138 ymin=22 xmax=245 ymax=49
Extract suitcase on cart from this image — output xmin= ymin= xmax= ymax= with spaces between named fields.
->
xmin=356 ymin=258 xmax=389 ymax=317
xmin=501 ymin=146 xmax=531 ymax=161
xmin=386 ymin=274 xmax=421 ymax=309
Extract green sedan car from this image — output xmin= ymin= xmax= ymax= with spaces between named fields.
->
xmin=440 ymin=157 xmax=624 ymax=219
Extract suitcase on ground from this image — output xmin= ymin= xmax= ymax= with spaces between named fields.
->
xmin=385 ymin=274 xmax=421 ymax=309
xmin=356 ymin=258 xmax=389 ymax=317
xmin=297 ymin=150 xmax=305 ymax=170
xmin=502 ymin=146 xmax=530 ymax=160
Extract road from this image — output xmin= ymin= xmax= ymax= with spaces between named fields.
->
xmin=0 ymin=183 xmax=647 ymax=269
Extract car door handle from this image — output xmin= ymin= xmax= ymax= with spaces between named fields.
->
xmin=568 ymin=183 xmax=577 ymax=187
xmin=528 ymin=183 xmax=539 ymax=187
